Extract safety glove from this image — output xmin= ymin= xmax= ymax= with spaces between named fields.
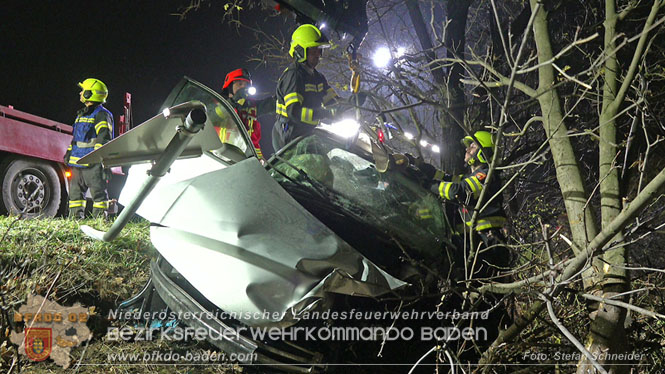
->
xmin=231 ymin=87 xmax=250 ymax=106
xmin=314 ymin=106 xmax=340 ymax=122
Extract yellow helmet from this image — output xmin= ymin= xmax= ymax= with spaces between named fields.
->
xmin=78 ymin=78 xmax=108 ymax=103
xmin=289 ymin=24 xmax=330 ymax=63
xmin=462 ymin=131 xmax=494 ymax=165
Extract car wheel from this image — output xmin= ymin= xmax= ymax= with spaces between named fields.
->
xmin=0 ymin=158 xmax=62 ymax=217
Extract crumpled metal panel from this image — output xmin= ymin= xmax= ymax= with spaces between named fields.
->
xmin=118 ymin=154 xmax=226 ymax=220
xmin=77 ymin=105 xmax=223 ymax=167
xmin=126 ymin=157 xmax=406 ymax=327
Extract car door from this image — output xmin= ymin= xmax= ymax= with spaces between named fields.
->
xmin=161 ymin=76 xmax=257 ymax=161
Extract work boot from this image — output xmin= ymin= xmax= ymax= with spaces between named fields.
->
xmin=68 ymin=208 xmax=85 ymax=219
xmin=91 ymin=200 xmax=108 ymax=218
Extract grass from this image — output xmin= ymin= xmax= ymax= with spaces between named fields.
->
xmin=0 ymin=216 xmax=240 ymax=373
xmin=1 ymin=215 xmax=663 ymax=373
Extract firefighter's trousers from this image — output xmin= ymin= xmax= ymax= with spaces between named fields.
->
xmin=68 ymin=164 xmax=108 ymax=218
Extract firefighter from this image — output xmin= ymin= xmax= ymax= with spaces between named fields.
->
xmin=221 ymin=68 xmax=274 ymax=160
xmin=431 ymin=131 xmax=508 ymax=272
xmin=63 ymin=78 xmax=113 ymax=218
xmin=272 ymin=24 xmax=340 ymax=151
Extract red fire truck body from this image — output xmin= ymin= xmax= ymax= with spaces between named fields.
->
xmin=0 ymin=94 xmax=131 ymax=217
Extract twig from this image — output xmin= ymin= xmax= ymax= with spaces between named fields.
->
xmin=516 ymin=33 xmax=600 ymax=74
xmin=477 ymin=258 xmax=573 ymax=295
xmin=553 ymin=63 xmax=593 ymax=89
xmin=0 ymin=215 xmax=23 ymax=245
xmin=580 ymin=293 xmax=665 ymax=320
xmin=73 ymin=331 xmax=92 ymax=373
xmin=377 ymin=300 xmax=403 ymax=357
xmin=26 ymin=270 xmax=62 ymax=332
xmin=543 ymin=295 xmax=607 ymax=374
xmin=7 ymin=355 xmax=17 ymax=374
xmin=408 ymin=345 xmax=437 ymax=374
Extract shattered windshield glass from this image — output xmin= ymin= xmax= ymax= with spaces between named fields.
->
xmin=269 ymin=134 xmax=453 ymax=262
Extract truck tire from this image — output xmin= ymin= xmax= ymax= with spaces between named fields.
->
xmin=0 ymin=158 xmax=62 ymax=217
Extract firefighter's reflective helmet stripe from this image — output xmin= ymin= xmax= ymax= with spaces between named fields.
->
xmin=92 ymin=201 xmax=109 ymax=209
xmin=68 ymin=200 xmax=86 ymax=208
xmin=301 ymin=108 xmax=316 ymax=125
xmin=78 ymin=78 xmax=108 ymax=103
xmin=95 ymin=121 xmax=110 ymax=134
xmin=284 ymin=92 xmax=303 ymax=108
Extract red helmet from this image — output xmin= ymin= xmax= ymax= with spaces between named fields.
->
xmin=222 ymin=68 xmax=252 ymax=95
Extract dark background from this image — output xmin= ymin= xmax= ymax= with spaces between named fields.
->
xmin=1 ymin=1 xmax=291 ymax=154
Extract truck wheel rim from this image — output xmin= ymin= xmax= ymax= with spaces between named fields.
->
xmin=11 ymin=168 xmax=50 ymax=213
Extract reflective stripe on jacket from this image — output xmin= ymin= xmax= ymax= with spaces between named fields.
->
xmin=231 ymin=96 xmax=274 ymax=159
xmin=275 ymin=62 xmax=337 ymax=130
xmin=434 ymin=165 xmax=506 ymax=231
xmin=68 ymin=104 xmax=113 ymax=167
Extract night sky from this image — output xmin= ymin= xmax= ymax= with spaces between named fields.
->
xmin=2 ymin=1 xmax=292 ymax=153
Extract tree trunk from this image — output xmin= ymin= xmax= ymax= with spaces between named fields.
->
xmin=578 ymin=1 xmax=663 ymax=371
xmin=529 ymin=0 xmax=599 ymax=260
xmin=442 ymin=0 xmax=470 ymax=173
xmin=405 ymin=0 xmax=468 ymax=171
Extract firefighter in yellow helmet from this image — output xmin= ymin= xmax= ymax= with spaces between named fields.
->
xmin=388 ymin=130 xmax=509 ymax=274
xmin=434 ymin=131 xmax=506 ymax=230
xmin=272 ymin=24 xmax=341 ymax=151
xmin=429 ymin=130 xmax=508 ymax=273
xmin=63 ymin=78 xmax=113 ymax=218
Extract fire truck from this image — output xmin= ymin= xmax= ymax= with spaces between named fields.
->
xmin=0 ymin=94 xmax=132 ymax=217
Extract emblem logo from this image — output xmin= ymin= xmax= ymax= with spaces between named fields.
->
xmin=25 ymin=328 xmax=52 ymax=362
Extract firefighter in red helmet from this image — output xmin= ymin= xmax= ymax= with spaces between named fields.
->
xmin=220 ymin=68 xmax=274 ymax=160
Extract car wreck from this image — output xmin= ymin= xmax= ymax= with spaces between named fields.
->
xmin=80 ymin=77 xmax=459 ymax=372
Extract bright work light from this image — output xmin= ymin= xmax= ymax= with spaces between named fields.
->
xmin=373 ymin=47 xmax=391 ymax=68
xmin=321 ymin=118 xmax=360 ymax=138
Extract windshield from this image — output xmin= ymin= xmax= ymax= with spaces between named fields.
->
xmin=162 ymin=78 xmax=253 ymax=159
xmin=268 ymin=134 xmax=452 ymax=261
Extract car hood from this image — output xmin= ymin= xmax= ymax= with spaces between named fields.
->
xmin=120 ymin=157 xmax=406 ymax=327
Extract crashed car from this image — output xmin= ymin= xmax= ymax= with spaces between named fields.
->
xmin=80 ymin=77 xmax=458 ymax=372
